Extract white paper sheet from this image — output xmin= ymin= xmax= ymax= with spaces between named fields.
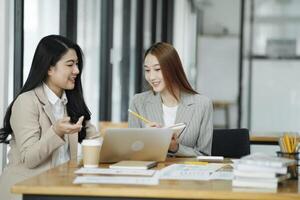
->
xmin=75 ymin=167 xmax=156 ymax=176
xmin=209 ymin=171 xmax=234 ymax=180
xmin=159 ymin=164 xmax=225 ymax=180
xmin=73 ymin=175 xmax=159 ymax=185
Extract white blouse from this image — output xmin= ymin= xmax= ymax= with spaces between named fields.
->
xmin=43 ymin=83 xmax=70 ymax=167
xmin=162 ymin=104 xmax=178 ymax=127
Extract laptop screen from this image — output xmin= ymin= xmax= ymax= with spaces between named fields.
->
xmin=99 ymin=128 xmax=173 ymax=163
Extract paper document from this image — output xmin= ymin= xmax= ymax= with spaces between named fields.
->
xmin=159 ymin=164 xmax=225 ymax=180
xmin=209 ymin=171 xmax=234 ymax=180
xmin=73 ymin=175 xmax=159 ymax=185
xmin=239 ymin=153 xmax=296 ymax=167
xmin=167 ymin=123 xmax=186 ymax=137
xmin=75 ymin=167 xmax=156 ymax=176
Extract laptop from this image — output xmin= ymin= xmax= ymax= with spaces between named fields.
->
xmin=99 ymin=128 xmax=173 ymax=163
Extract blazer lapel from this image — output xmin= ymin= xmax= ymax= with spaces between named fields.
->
xmin=145 ymin=92 xmax=164 ymax=126
xmin=175 ymin=92 xmax=195 ymax=125
xmin=43 ymin=104 xmax=56 ymax=124
xmin=34 ymin=85 xmax=56 ymax=124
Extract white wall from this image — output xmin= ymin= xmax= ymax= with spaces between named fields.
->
xmin=173 ymin=0 xmax=198 ymax=86
xmin=197 ymin=36 xmax=239 ymax=102
xmin=0 ymin=0 xmax=10 ymax=173
xmin=251 ymin=60 xmax=300 ymax=132
xmin=196 ymin=0 xmax=240 ymax=35
xmin=197 ymin=36 xmax=239 ymax=128
xmin=244 ymin=0 xmax=300 ymax=134
xmin=194 ymin=0 xmax=240 ymax=128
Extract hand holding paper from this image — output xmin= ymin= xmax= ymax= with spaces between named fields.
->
xmin=127 ymin=109 xmax=186 ymax=137
xmin=167 ymin=123 xmax=186 ymax=138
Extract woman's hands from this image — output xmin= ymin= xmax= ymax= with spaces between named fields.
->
xmin=146 ymin=122 xmax=162 ymax=128
xmin=53 ymin=116 xmax=84 ymax=138
xmin=147 ymin=121 xmax=179 ymax=153
xmin=169 ymin=134 xmax=179 ymax=152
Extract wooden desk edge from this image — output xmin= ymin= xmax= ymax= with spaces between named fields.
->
xmin=12 ymin=184 xmax=300 ymax=200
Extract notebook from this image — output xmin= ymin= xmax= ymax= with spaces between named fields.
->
xmin=167 ymin=123 xmax=186 ymax=138
xmin=99 ymin=128 xmax=173 ymax=163
xmin=109 ymin=160 xmax=158 ymax=170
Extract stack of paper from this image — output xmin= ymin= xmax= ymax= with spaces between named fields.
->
xmin=74 ymin=167 xmax=159 ymax=185
xmin=159 ymin=163 xmax=224 ymax=180
xmin=75 ymin=167 xmax=156 ymax=176
xmin=73 ymin=175 xmax=159 ymax=185
xmin=232 ymin=153 xmax=295 ymax=189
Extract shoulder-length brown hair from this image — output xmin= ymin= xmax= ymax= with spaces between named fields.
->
xmin=144 ymin=42 xmax=197 ymax=100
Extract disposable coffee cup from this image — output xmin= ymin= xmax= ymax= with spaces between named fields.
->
xmin=82 ymin=138 xmax=102 ymax=168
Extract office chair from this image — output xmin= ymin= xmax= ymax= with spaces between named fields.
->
xmin=212 ymin=128 xmax=250 ymax=158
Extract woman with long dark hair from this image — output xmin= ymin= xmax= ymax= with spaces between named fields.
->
xmin=0 ymin=35 xmax=97 ymax=199
xmin=129 ymin=42 xmax=213 ymax=157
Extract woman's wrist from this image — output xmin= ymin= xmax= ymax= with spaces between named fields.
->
xmin=52 ymin=125 xmax=64 ymax=138
xmin=169 ymin=143 xmax=179 ymax=153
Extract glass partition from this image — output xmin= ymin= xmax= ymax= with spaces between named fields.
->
xmin=23 ymin=0 xmax=60 ymax=82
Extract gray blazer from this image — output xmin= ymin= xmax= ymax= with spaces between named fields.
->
xmin=0 ymin=85 xmax=97 ymax=200
xmin=128 ymin=91 xmax=213 ymax=157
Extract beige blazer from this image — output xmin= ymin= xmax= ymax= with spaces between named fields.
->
xmin=0 ymin=85 xmax=97 ymax=200
xmin=128 ymin=91 xmax=213 ymax=157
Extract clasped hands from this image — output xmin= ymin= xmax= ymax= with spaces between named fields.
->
xmin=53 ymin=116 xmax=84 ymax=138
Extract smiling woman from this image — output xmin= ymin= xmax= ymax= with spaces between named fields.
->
xmin=129 ymin=42 xmax=213 ymax=157
xmin=46 ymin=49 xmax=79 ymax=97
xmin=0 ymin=35 xmax=98 ymax=200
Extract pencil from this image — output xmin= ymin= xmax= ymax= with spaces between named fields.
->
xmin=128 ymin=109 xmax=152 ymax=124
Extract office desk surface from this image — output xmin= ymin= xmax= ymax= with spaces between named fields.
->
xmin=12 ymin=158 xmax=300 ymax=200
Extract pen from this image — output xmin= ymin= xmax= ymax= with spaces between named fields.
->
xmin=128 ymin=109 xmax=152 ymax=124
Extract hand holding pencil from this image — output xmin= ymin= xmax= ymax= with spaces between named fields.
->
xmin=128 ymin=109 xmax=152 ymax=124
xmin=128 ymin=109 xmax=161 ymax=127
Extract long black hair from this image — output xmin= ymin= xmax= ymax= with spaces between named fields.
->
xmin=0 ymin=35 xmax=90 ymax=143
